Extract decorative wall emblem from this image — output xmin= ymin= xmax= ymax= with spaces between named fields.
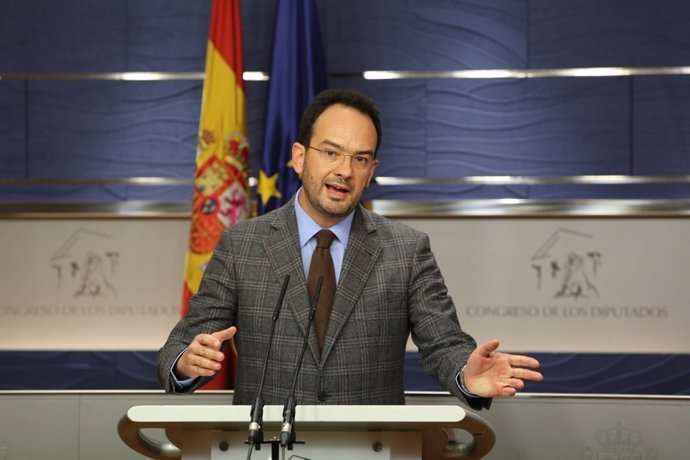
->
xmin=51 ymin=228 xmax=119 ymax=298
xmin=531 ymin=228 xmax=603 ymax=300
xmin=582 ymin=422 xmax=657 ymax=460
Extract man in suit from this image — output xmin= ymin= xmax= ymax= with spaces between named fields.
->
xmin=157 ymin=89 xmax=543 ymax=409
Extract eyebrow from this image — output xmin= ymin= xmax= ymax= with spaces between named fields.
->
xmin=320 ymin=139 xmax=375 ymax=157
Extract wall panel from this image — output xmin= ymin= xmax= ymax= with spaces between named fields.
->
xmin=425 ymin=78 xmax=631 ymax=176
xmin=322 ymin=0 xmax=527 ymax=72
xmin=27 ymin=80 xmax=200 ymax=179
xmin=530 ymin=0 xmax=690 ymax=68
xmin=0 ymin=0 xmax=128 ymax=72
xmin=126 ymin=2 xmax=209 ymax=71
xmin=633 ymin=75 xmax=690 ymax=174
xmin=0 ymin=81 xmax=25 ymax=178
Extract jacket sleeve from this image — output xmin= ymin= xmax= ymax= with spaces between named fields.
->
xmin=407 ymin=231 xmax=492 ymax=410
xmin=156 ymin=230 xmax=238 ymax=392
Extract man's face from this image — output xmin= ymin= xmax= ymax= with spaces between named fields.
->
xmin=292 ymin=104 xmax=378 ymax=228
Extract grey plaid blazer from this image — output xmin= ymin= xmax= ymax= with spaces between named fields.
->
xmin=157 ymin=197 xmax=490 ymax=410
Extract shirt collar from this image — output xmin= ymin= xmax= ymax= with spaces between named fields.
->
xmin=294 ymin=188 xmax=354 ymax=248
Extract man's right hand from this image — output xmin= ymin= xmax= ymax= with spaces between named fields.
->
xmin=175 ymin=326 xmax=237 ymax=379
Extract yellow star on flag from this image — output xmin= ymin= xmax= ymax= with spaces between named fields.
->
xmin=257 ymin=169 xmax=282 ymax=206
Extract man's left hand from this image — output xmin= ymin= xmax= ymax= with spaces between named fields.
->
xmin=464 ymin=339 xmax=544 ymax=397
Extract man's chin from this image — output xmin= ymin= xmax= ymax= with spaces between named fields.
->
xmin=319 ymin=200 xmax=355 ymax=219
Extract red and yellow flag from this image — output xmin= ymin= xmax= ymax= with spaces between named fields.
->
xmin=182 ymin=0 xmax=249 ymax=389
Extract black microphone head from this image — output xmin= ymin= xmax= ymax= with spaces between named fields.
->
xmin=247 ymin=395 xmax=264 ymax=444
xmin=279 ymin=395 xmax=297 ymax=448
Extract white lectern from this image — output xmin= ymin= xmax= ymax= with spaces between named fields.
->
xmin=118 ymin=404 xmax=494 ymax=459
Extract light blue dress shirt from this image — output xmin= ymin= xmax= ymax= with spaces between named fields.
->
xmin=293 ymin=188 xmax=354 ymax=283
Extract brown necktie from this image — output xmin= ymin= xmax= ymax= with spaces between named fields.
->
xmin=307 ymin=230 xmax=336 ymax=349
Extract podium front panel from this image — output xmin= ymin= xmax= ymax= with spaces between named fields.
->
xmin=181 ymin=431 xmax=423 ymax=460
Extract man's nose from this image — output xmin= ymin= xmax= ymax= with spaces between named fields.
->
xmin=332 ymin=153 xmax=354 ymax=176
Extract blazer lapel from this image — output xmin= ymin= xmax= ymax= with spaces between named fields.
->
xmin=320 ymin=205 xmax=380 ymax=361
xmin=263 ymin=199 xmax=320 ymax=358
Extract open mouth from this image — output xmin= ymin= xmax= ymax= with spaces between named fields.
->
xmin=326 ymin=183 xmax=349 ymax=197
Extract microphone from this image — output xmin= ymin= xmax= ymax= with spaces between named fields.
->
xmin=246 ymin=274 xmax=290 ymax=452
xmin=280 ymin=275 xmax=323 ymax=449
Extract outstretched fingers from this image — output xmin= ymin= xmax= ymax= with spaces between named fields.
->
xmin=508 ymin=355 xmax=544 ymax=382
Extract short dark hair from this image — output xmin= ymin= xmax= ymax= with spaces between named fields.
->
xmin=297 ymin=89 xmax=382 ymax=156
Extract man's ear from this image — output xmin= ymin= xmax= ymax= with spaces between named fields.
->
xmin=292 ymin=142 xmax=305 ymax=174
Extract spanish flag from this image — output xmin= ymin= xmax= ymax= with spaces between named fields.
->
xmin=182 ymin=0 xmax=249 ymax=389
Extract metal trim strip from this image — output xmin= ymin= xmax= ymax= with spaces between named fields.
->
xmin=1 ymin=199 xmax=689 ymax=218
xmin=3 ymin=66 xmax=690 ymax=81
xmin=0 ymin=71 xmax=268 ymax=81
xmin=2 ymin=175 xmax=688 ymax=187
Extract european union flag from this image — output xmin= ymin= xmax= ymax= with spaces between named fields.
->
xmin=256 ymin=0 xmax=327 ymax=214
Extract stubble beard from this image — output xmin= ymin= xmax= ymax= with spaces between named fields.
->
xmin=302 ymin=176 xmax=356 ymax=220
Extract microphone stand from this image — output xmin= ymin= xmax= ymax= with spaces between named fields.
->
xmin=280 ymin=276 xmax=323 ymax=455
xmin=246 ymin=275 xmax=290 ymax=460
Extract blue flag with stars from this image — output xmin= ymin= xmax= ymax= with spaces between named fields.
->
xmin=256 ymin=0 xmax=327 ymax=214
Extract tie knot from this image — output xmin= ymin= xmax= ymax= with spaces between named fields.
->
xmin=315 ymin=229 xmax=336 ymax=249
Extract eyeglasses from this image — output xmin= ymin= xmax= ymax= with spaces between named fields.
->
xmin=306 ymin=145 xmax=375 ymax=170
